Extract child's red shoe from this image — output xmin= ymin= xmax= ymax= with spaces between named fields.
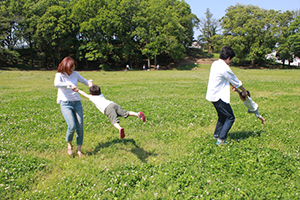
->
xmin=120 ymin=128 xmax=125 ymax=139
xmin=138 ymin=111 xmax=146 ymax=122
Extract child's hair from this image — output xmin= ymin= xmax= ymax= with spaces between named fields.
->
xmin=241 ymin=90 xmax=251 ymax=100
xmin=247 ymin=90 xmax=251 ymax=97
xmin=89 ymin=85 xmax=101 ymax=95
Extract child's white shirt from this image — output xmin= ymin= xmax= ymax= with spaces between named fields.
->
xmin=89 ymin=94 xmax=113 ymax=114
xmin=243 ymin=96 xmax=258 ymax=112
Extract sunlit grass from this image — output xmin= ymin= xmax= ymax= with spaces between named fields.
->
xmin=0 ymin=69 xmax=299 ymax=199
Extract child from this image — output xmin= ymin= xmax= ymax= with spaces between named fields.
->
xmin=73 ymin=85 xmax=146 ymax=138
xmin=232 ymin=85 xmax=265 ymax=124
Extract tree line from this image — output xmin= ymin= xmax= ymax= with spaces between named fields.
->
xmin=199 ymin=5 xmax=300 ymax=68
xmin=0 ymin=0 xmax=198 ymax=70
xmin=1 ymin=1 xmax=299 ymax=69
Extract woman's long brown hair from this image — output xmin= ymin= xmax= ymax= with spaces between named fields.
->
xmin=57 ymin=57 xmax=77 ymax=75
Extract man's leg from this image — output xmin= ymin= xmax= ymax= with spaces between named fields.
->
xmin=213 ymin=99 xmax=235 ymax=141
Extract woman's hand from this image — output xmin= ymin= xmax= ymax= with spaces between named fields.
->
xmin=71 ymin=85 xmax=79 ymax=92
xmin=88 ymin=80 xmax=93 ymax=87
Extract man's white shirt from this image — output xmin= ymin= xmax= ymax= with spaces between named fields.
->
xmin=206 ymin=59 xmax=242 ymax=103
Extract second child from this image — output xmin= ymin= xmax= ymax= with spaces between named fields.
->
xmin=232 ymin=85 xmax=265 ymax=124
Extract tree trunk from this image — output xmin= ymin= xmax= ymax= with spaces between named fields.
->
xmin=251 ymin=60 xmax=255 ymax=68
xmin=29 ymin=36 xmax=34 ymax=68
xmin=147 ymin=56 xmax=150 ymax=68
xmin=130 ymin=59 xmax=133 ymax=69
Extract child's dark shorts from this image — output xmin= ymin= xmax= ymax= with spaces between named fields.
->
xmin=104 ymin=103 xmax=129 ymax=124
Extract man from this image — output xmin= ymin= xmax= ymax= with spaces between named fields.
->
xmin=206 ymin=47 xmax=247 ymax=145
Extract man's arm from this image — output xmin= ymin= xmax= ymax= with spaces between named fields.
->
xmin=226 ymin=69 xmax=247 ymax=96
xmin=231 ymin=84 xmax=241 ymax=93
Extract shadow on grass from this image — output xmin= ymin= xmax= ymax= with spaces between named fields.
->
xmin=228 ymin=130 xmax=264 ymax=141
xmin=87 ymin=138 xmax=157 ymax=163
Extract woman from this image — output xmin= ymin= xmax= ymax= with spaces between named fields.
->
xmin=54 ymin=56 xmax=93 ymax=157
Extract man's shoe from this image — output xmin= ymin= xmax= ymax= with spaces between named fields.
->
xmin=216 ymin=139 xmax=227 ymax=145
xmin=213 ymin=135 xmax=218 ymax=139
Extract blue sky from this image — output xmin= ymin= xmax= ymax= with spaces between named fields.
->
xmin=184 ymin=0 xmax=300 ymax=38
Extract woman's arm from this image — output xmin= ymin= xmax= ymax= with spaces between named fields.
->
xmin=76 ymin=72 xmax=93 ymax=87
xmin=54 ymin=73 xmax=74 ymax=88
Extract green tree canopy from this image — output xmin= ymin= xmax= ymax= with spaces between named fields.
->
xmin=220 ymin=4 xmax=278 ymax=66
xmin=0 ymin=0 xmax=21 ymax=63
xmin=275 ymin=11 xmax=294 ymax=67
xmin=197 ymin=8 xmax=219 ymax=53
xmin=288 ymin=16 xmax=300 ymax=59
xmin=1 ymin=0 xmax=197 ymax=69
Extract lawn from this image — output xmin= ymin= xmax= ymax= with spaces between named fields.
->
xmin=0 ymin=66 xmax=299 ymax=199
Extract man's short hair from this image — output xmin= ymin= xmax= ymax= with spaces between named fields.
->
xmin=89 ymin=85 xmax=101 ymax=95
xmin=219 ymin=46 xmax=235 ymax=60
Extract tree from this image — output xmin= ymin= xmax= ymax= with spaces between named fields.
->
xmin=275 ymin=11 xmax=294 ymax=67
xmin=0 ymin=0 xmax=21 ymax=64
xmin=197 ymin=8 xmax=219 ymax=53
xmin=133 ymin=0 xmax=197 ymax=67
xmin=17 ymin=0 xmax=50 ymax=68
xmin=110 ymin=0 xmax=141 ymax=69
xmin=220 ymin=4 xmax=278 ymax=67
xmin=71 ymin=0 xmax=110 ymax=68
xmin=288 ymin=16 xmax=300 ymax=60
xmin=36 ymin=3 xmax=76 ymax=67
xmin=292 ymin=9 xmax=300 ymax=18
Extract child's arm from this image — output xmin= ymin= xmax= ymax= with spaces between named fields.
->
xmin=78 ymin=90 xmax=90 ymax=99
xmin=231 ymin=84 xmax=245 ymax=101
xmin=238 ymin=92 xmax=246 ymax=101
xmin=230 ymin=83 xmax=247 ymax=97
xmin=231 ymin=84 xmax=241 ymax=93
xmin=72 ymin=86 xmax=90 ymax=99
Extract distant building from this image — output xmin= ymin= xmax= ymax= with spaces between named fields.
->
xmin=189 ymin=41 xmax=202 ymax=49
xmin=266 ymin=51 xmax=300 ymax=67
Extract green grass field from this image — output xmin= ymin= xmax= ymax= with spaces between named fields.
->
xmin=1 ymin=65 xmax=299 ymax=199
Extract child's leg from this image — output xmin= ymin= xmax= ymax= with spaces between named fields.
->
xmin=113 ymin=123 xmax=125 ymax=139
xmin=128 ymin=111 xmax=146 ymax=122
xmin=254 ymin=109 xmax=265 ymax=124
xmin=128 ymin=111 xmax=138 ymax=117
xmin=259 ymin=116 xmax=265 ymax=124
xmin=105 ymin=103 xmax=125 ymax=139
xmin=113 ymin=122 xmax=123 ymax=130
